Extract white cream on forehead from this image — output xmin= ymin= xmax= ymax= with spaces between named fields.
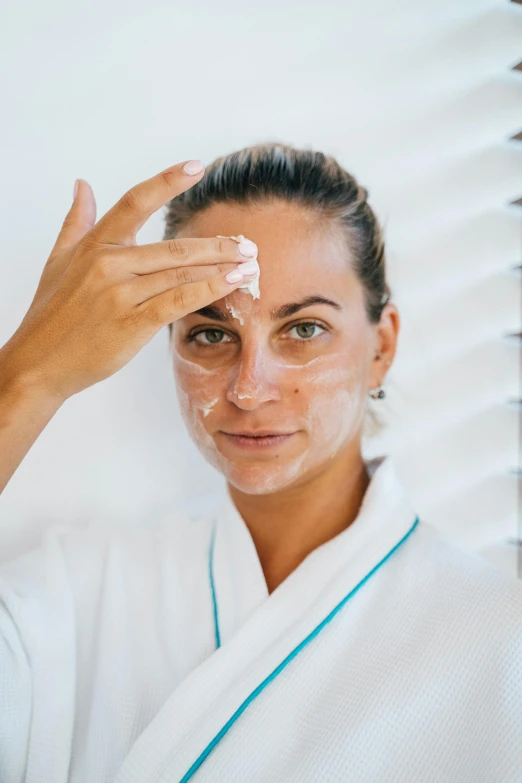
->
xmin=217 ymin=234 xmax=261 ymax=300
xmin=225 ymin=301 xmax=244 ymax=326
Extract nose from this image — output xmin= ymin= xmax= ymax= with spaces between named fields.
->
xmin=226 ymin=344 xmax=282 ymax=409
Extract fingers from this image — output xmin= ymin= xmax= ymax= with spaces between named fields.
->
xmin=135 ymin=269 xmax=257 ymax=327
xmin=120 ymin=261 xmax=258 ymax=305
xmin=108 ymin=235 xmax=258 ymax=276
xmin=49 ymin=179 xmax=97 ymax=260
xmin=90 ymin=161 xmax=205 ymax=246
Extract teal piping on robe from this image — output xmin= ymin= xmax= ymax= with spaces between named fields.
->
xmin=190 ymin=514 xmax=420 ymax=783
xmin=208 ymin=519 xmax=221 ymax=650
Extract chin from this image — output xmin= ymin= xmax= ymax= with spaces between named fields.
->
xmin=219 ymin=454 xmax=308 ymax=496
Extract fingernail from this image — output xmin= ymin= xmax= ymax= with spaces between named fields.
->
xmin=226 ymin=270 xmax=243 ymax=283
xmin=183 ymin=160 xmax=204 ymax=175
xmin=237 ymin=260 xmax=259 ymax=275
xmin=73 ymin=179 xmax=79 ymax=200
xmin=237 ymin=239 xmax=258 ymax=258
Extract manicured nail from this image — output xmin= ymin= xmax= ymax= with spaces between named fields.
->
xmin=226 ymin=270 xmax=243 ymax=283
xmin=238 ymin=239 xmax=258 ymax=258
xmin=73 ymin=179 xmax=79 ymax=200
xmin=183 ymin=160 xmax=204 ymax=175
xmin=237 ymin=260 xmax=259 ymax=275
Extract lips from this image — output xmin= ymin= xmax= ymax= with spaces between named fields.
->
xmin=222 ymin=431 xmax=295 ymax=438
xmin=221 ymin=432 xmax=296 ymax=450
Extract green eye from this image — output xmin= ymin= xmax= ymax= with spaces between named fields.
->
xmin=196 ymin=329 xmax=228 ymax=345
xmin=290 ymin=323 xmax=324 ymax=340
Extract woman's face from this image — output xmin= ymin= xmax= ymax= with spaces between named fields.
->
xmin=170 ymin=199 xmax=395 ymax=496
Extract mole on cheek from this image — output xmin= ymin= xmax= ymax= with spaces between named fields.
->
xmin=294 ymin=388 xmax=299 ymax=393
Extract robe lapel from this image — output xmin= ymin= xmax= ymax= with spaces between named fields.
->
xmin=115 ymin=455 xmax=420 ymax=783
xmin=207 ymin=483 xmax=269 ymax=649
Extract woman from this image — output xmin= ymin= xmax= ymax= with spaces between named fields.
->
xmin=0 ymin=143 xmax=520 ymax=782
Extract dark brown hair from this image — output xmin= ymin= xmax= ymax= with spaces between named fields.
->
xmin=164 ymin=141 xmax=390 ymax=335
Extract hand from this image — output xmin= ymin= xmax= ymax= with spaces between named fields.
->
xmin=0 ymin=161 xmax=258 ymax=402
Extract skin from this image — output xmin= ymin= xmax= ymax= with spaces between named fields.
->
xmin=170 ymin=199 xmax=399 ymax=594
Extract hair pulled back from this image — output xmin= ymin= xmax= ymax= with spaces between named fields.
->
xmin=164 ymin=141 xmax=391 ymax=337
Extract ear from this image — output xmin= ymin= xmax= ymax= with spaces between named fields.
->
xmin=371 ymin=304 xmax=400 ymax=383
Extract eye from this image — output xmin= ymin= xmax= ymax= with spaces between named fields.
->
xmin=189 ymin=328 xmax=233 ymax=346
xmin=186 ymin=320 xmax=327 ymax=347
xmin=286 ymin=322 xmax=326 ymax=341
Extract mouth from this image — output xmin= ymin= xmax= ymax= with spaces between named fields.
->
xmin=223 ymin=429 xmax=296 ymax=437
xmin=220 ymin=431 xmax=297 ymax=450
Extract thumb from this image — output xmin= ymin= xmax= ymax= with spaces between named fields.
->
xmin=50 ymin=178 xmax=97 ymax=258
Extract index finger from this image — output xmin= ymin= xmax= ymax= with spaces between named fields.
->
xmin=90 ymin=160 xmax=205 ymax=246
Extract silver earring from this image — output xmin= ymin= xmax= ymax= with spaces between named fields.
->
xmin=369 ymin=353 xmax=390 ymax=399
xmin=368 ymin=385 xmax=386 ymax=399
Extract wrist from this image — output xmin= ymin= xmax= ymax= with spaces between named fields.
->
xmin=0 ymin=344 xmax=66 ymax=409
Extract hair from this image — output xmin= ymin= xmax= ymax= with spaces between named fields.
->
xmin=163 ymin=141 xmax=392 ymax=437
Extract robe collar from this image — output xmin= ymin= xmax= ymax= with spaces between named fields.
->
xmin=115 ymin=454 xmax=420 ymax=783
xmin=210 ymin=454 xmax=416 ymax=648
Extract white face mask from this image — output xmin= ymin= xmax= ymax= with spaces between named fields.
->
xmin=171 ymin=332 xmax=366 ymax=497
xmin=169 ymin=216 xmax=380 ymax=497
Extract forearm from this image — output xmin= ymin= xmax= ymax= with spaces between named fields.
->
xmin=0 ymin=349 xmax=64 ymax=494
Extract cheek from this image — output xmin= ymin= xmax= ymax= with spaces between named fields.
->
xmin=305 ymin=386 xmax=363 ymax=452
xmin=172 ymin=352 xmax=226 ymax=421
xmin=171 ymin=353 xmax=228 ymax=471
xmin=295 ymin=362 xmax=366 ymax=450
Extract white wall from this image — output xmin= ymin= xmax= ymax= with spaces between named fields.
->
xmin=1 ymin=0 xmax=520 ymax=576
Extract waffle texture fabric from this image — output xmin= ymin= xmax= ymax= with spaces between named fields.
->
xmin=0 ymin=455 xmax=521 ymax=782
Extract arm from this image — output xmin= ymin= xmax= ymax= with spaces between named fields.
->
xmin=0 ymin=160 xmax=255 ymax=495
xmin=0 ymin=347 xmax=64 ymax=495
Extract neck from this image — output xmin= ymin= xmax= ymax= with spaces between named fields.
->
xmin=227 ymin=440 xmax=371 ymax=594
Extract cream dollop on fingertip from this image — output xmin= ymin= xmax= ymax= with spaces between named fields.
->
xmin=217 ymin=234 xmax=261 ymax=299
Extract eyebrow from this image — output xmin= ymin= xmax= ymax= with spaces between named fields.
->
xmin=192 ymin=295 xmax=342 ymax=323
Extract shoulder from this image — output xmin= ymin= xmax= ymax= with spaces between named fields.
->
xmin=0 ymin=511 xmax=214 ymax=619
xmin=405 ymin=520 xmax=522 ymax=638
xmin=413 ymin=520 xmax=522 ymax=594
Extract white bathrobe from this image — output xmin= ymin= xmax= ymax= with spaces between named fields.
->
xmin=1 ymin=455 xmax=521 ymax=782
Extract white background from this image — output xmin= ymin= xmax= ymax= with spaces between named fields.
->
xmin=1 ymin=0 xmax=521 ymax=576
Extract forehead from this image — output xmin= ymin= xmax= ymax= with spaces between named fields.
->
xmin=176 ymin=199 xmax=363 ymax=309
